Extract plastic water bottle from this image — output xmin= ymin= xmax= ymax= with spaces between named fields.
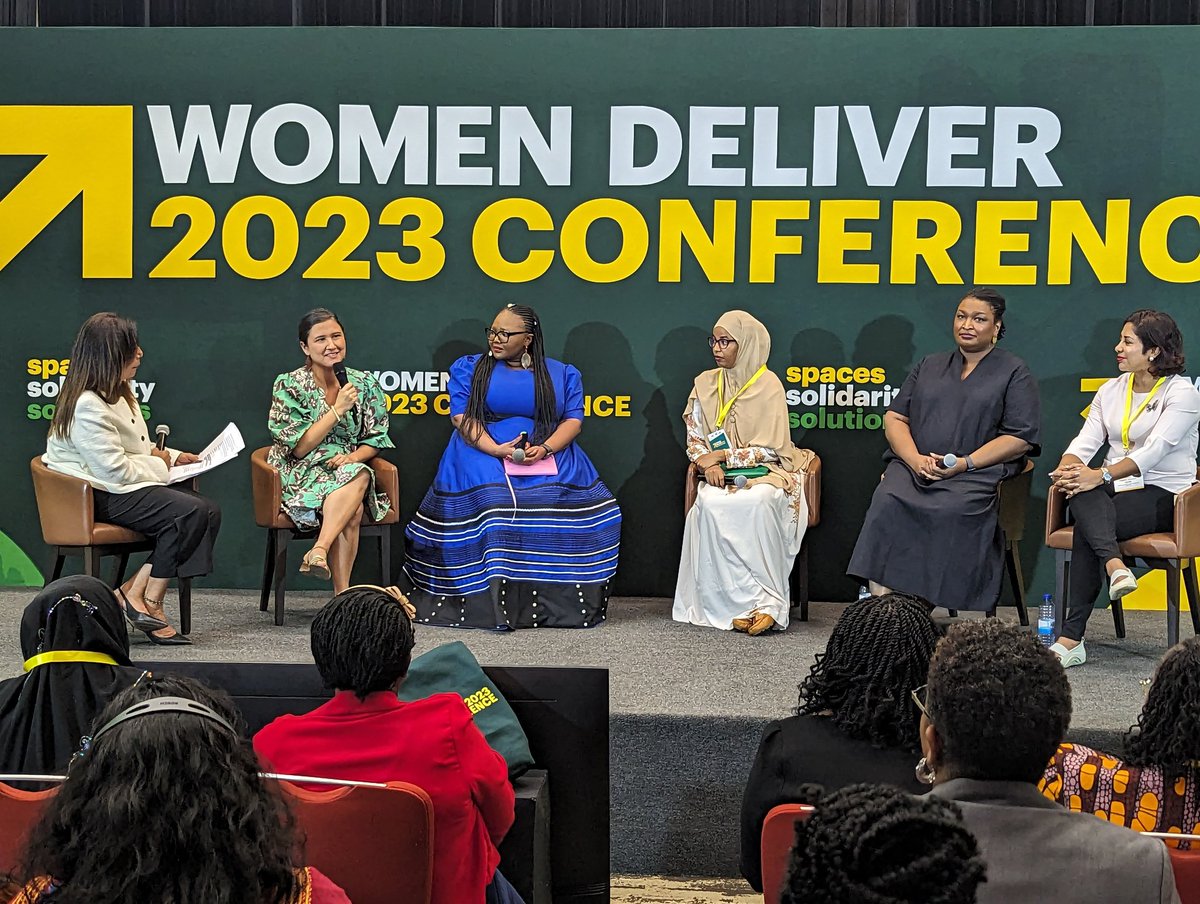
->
xmin=1038 ymin=594 xmax=1056 ymax=646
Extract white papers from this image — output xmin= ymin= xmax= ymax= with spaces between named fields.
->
xmin=167 ymin=422 xmax=245 ymax=484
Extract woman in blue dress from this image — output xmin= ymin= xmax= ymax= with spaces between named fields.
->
xmin=403 ymin=303 xmax=622 ymax=629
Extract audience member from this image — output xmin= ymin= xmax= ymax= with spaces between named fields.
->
xmin=0 ymin=576 xmax=146 ymax=780
xmin=781 ymin=782 xmax=986 ymax=904
xmin=253 ymin=586 xmax=520 ymax=904
xmin=4 ymin=675 xmax=348 ymax=903
xmin=921 ymin=620 xmax=1179 ymax=903
xmin=1041 ymin=637 xmax=1200 ymax=841
xmin=740 ymin=594 xmax=941 ymax=891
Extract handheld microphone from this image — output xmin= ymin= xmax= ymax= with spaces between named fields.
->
xmin=941 ymin=453 xmax=958 ymax=469
xmin=332 ymin=362 xmax=357 ymax=418
xmin=155 ymin=424 xmax=170 ymax=451
xmin=511 ymin=432 xmax=529 ymax=463
xmin=733 ymin=475 xmax=748 ymax=489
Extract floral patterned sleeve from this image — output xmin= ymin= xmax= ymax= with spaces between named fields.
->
xmin=355 ymin=372 xmax=395 ymax=450
xmin=728 ymin=446 xmax=780 ymax=468
xmin=268 ymin=373 xmax=311 ymax=454
xmin=685 ymin=400 xmax=710 ymax=462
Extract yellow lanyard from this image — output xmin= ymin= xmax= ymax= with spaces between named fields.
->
xmin=716 ymin=365 xmax=768 ymax=428
xmin=1122 ymin=375 xmax=1167 ymax=453
xmin=22 ymin=651 xmax=119 ymax=673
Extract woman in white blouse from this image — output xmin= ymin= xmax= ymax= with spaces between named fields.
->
xmin=43 ymin=313 xmax=219 ymax=645
xmin=1049 ymin=310 xmax=1200 ymax=667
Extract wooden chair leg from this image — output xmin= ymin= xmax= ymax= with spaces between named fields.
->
xmin=1054 ymin=551 xmax=1069 ymax=636
xmin=260 ymin=530 xmax=276 ymax=613
xmin=791 ymin=542 xmax=810 ymax=622
xmin=178 ymin=578 xmax=192 ymax=636
xmin=51 ymin=552 xmax=65 ymax=581
xmin=272 ymin=530 xmax=289 ymax=626
xmin=380 ymin=526 xmax=393 ymax=586
xmin=1184 ymin=559 xmax=1200 ymax=637
xmin=1007 ymin=540 xmax=1029 ymax=626
xmin=1111 ymin=598 xmax=1127 ymax=639
xmin=83 ymin=547 xmax=100 ymax=578
xmin=1166 ymin=561 xmax=1181 ymax=647
xmin=114 ymin=552 xmax=131 ymax=587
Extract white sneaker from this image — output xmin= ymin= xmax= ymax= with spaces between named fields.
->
xmin=1109 ymin=569 xmax=1138 ymax=600
xmin=1049 ymin=641 xmax=1087 ymax=668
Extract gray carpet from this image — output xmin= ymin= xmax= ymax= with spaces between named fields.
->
xmin=0 ymin=588 xmax=1177 ymax=875
xmin=0 ymin=589 xmax=1168 ymax=730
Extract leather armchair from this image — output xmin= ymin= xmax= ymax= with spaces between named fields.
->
xmin=682 ymin=453 xmax=822 ymax=620
xmin=29 ymin=457 xmax=195 ymax=634
xmin=250 ymin=447 xmax=400 ymax=625
xmin=1045 ymin=469 xmax=1200 ymax=647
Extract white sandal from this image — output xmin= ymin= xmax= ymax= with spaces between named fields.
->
xmin=1049 ymin=641 xmax=1087 ymax=668
xmin=1109 ymin=569 xmax=1138 ymax=601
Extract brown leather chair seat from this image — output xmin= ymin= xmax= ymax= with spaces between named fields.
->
xmin=29 ymin=457 xmax=195 ymax=634
xmin=1045 ymin=469 xmax=1200 ymax=647
xmin=251 ymin=447 xmax=400 ymax=625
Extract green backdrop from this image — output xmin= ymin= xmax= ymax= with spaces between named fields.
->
xmin=2 ymin=26 xmax=1199 ymax=601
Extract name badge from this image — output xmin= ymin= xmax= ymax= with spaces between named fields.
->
xmin=1109 ymin=456 xmax=1145 ymax=493
xmin=707 ymin=429 xmax=730 ymax=451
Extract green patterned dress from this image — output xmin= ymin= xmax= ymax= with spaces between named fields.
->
xmin=267 ymin=366 xmax=395 ymax=529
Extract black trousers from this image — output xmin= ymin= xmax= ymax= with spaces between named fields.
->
xmin=93 ymin=485 xmax=221 ymax=580
xmin=1062 ymin=483 xmax=1174 ymax=641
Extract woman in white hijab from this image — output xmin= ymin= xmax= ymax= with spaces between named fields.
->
xmin=673 ymin=311 xmax=813 ymax=634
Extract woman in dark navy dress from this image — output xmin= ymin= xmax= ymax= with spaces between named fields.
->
xmin=403 ymin=304 xmax=622 ymax=629
xmin=847 ymin=288 xmax=1041 ymax=611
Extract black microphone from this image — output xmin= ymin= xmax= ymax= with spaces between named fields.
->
xmin=155 ymin=424 xmax=170 ymax=451
xmin=332 ymin=362 xmax=357 ymax=418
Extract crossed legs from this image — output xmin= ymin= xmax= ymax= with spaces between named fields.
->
xmin=304 ymin=470 xmax=370 ymax=594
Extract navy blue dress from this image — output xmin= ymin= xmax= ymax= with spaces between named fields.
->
xmin=846 ymin=347 xmax=1041 ymax=610
xmin=403 ymin=355 xmax=622 ymax=629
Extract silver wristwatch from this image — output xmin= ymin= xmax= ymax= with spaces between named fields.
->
xmin=1101 ymin=467 xmax=1113 ymax=484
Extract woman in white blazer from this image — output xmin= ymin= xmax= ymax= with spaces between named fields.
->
xmin=1049 ymin=310 xmax=1200 ymax=667
xmin=43 ymin=313 xmax=220 ymax=645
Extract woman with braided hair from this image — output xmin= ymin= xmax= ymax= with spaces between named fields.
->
xmin=254 ymin=586 xmax=520 ymax=904
xmin=781 ymin=783 xmax=986 ymax=904
xmin=403 ymin=303 xmax=622 ymax=629
xmin=922 ymin=620 xmax=1179 ymax=903
xmin=1040 ymin=637 xmax=1200 ymax=840
xmin=739 ymin=594 xmax=941 ymax=891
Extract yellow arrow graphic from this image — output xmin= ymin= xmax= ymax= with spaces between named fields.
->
xmin=0 ymin=105 xmax=133 ymax=278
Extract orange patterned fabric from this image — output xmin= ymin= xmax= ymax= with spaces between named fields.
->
xmin=1040 ymin=742 xmax=1200 ymax=848
xmin=6 ymin=868 xmax=333 ymax=903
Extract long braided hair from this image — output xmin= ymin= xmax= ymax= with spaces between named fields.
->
xmin=781 ymin=783 xmax=987 ymax=904
xmin=461 ymin=304 xmax=558 ymax=446
xmin=797 ymin=594 xmax=941 ymax=752
xmin=311 ymin=587 xmax=416 ymax=700
xmin=1125 ymin=638 xmax=1200 ymax=780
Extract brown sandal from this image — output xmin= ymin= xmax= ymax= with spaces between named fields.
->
xmin=300 ymin=546 xmax=331 ymax=581
xmin=747 ymin=613 xmax=777 ymax=636
xmin=731 ymin=617 xmax=753 ymax=633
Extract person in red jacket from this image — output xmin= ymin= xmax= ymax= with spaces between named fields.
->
xmin=253 ymin=586 xmax=520 ymax=904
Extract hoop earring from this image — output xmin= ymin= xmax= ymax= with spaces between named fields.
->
xmin=915 ymin=756 xmax=937 ymax=786
xmin=520 ymin=350 xmax=532 ymax=369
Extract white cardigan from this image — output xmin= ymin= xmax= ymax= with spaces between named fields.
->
xmin=1065 ymin=373 xmax=1200 ymax=494
xmin=43 ymin=390 xmax=178 ymax=494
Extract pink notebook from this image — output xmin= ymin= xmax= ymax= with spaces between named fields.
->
xmin=504 ymin=454 xmax=558 ymax=476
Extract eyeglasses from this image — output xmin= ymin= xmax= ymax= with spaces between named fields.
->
xmin=707 ymin=337 xmax=738 ymax=350
xmin=486 ymin=328 xmax=529 ymax=343
xmin=911 ymin=684 xmax=931 ymax=720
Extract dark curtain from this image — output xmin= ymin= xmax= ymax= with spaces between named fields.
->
xmin=2 ymin=0 xmax=1200 ymax=33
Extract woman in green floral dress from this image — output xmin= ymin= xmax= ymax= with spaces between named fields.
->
xmin=268 ymin=308 xmax=394 ymax=592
